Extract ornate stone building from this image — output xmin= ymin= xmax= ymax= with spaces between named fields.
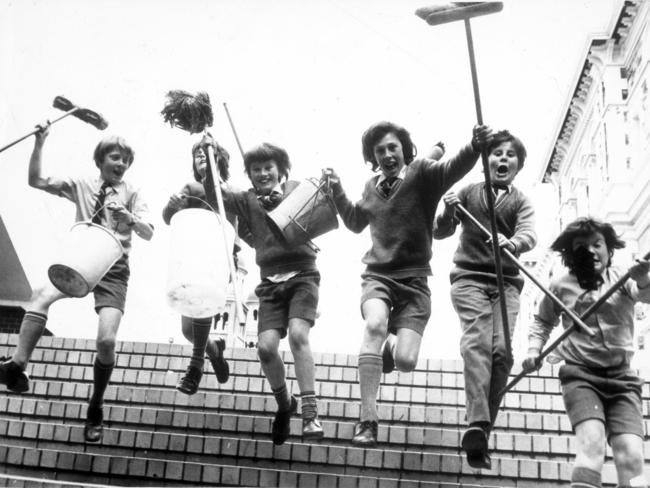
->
xmin=537 ymin=0 xmax=650 ymax=365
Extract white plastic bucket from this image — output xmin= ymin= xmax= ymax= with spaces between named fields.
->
xmin=48 ymin=222 xmax=124 ymax=298
xmin=267 ymin=178 xmax=338 ymax=247
xmin=166 ymin=208 xmax=235 ymax=318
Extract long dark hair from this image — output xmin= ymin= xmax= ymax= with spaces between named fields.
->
xmin=361 ymin=121 xmax=417 ymax=171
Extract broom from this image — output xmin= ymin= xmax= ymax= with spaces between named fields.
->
xmin=161 ymin=90 xmax=246 ymax=330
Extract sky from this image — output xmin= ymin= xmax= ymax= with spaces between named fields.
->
xmin=0 ymin=0 xmax=620 ymax=358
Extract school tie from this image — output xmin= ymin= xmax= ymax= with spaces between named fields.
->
xmin=91 ymin=182 xmax=111 ymax=224
xmin=258 ymin=190 xmax=283 ymax=211
xmin=379 ymin=177 xmax=398 ymax=197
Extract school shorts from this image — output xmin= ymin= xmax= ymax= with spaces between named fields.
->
xmin=559 ymin=362 xmax=644 ymax=439
xmin=93 ymin=254 xmax=130 ymax=314
xmin=255 ymin=270 xmax=320 ymax=338
xmin=360 ymin=273 xmax=431 ymax=336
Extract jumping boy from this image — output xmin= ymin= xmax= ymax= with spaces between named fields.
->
xmin=523 ymin=217 xmax=650 ymax=488
xmin=163 ymin=140 xmax=245 ymax=394
xmin=206 ymin=138 xmax=323 ymax=445
xmin=326 ymin=121 xmax=492 ymax=446
xmin=433 ymin=130 xmax=536 ymax=469
xmin=0 ymin=124 xmax=153 ymax=443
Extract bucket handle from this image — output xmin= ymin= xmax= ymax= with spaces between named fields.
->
xmin=291 ymin=177 xmax=332 ymax=235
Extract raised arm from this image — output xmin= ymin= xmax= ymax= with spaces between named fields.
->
xmin=437 ymin=125 xmax=492 ymax=193
xmin=28 ymin=124 xmax=52 ymax=189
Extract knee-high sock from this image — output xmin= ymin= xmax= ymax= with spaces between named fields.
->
xmin=301 ymin=390 xmax=317 ymax=420
xmin=571 ymin=467 xmax=602 ymax=488
xmin=13 ymin=311 xmax=48 ymax=367
xmin=189 ymin=317 xmax=212 ymax=370
xmin=90 ymin=357 xmax=114 ymax=408
xmin=358 ymin=353 xmax=382 ymax=422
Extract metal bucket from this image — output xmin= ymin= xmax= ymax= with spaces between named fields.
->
xmin=48 ymin=222 xmax=124 ymax=297
xmin=166 ymin=208 xmax=235 ymax=318
xmin=267 ymin=178 xmax=338 ymax=247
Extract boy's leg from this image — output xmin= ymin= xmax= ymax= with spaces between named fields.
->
xmin=571 ymin=419 xmax=606 ymax=487
xmin=258 ymin=328 xmax=296 ymax=445
xmin=393 ymin=328 xmax=422 ymax=373
xmin=287 ymin=318 xmax=322 ymax=439
xmin=610 ymin=434 xmax=646 ymax=487
xmin=1 ymin=285 xmax=64 ymax=393
xmin=451 ymin=280 xmax=493 ymax=468
xmin=177 ymin=316 xmax=211 ymax=395
xmin=181 ymin=316 xmax=228 ymax=384
xmin=487 ymin=284 xmax=519 ymax=427
xmin=85 ymin=306 xmax=122 ymax=443
xmin=353 ymin=298 xmax=389 ymax=446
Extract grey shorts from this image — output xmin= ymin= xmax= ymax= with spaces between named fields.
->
xmin=93 ymin=254 xmax=130 ymax=314
xmin=255 ymin=270 xmax=320 ymax=338
xmin=360 ymin=273 xmax=431 ymax=335
xmin=559 ymin=363 xmax=644 ymax=439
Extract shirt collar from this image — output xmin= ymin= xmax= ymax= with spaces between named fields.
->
xmin=376 ymin=166 xmax=407 ymax=187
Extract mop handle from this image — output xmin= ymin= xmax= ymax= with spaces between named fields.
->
xmin=463 ymin=18 xmax=511 ymax=359
xmin=0 ymin=108 xmax=79 ymax=155
xmin=223 ymin=102 xmax=245 ymax=159
xmin=502 ymin=248 xmax=650 ymax=395
xmin=454 ymin=203 xmax=594 ymax=337
xmin=204 ymin=139 xmax=246 ymax=327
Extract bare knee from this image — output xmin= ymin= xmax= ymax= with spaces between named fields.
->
xmin=288 ymin=327 xmax=310 ymax=353
xmin=575 ymin=422 xmax=606 ymax=471
xmin=96 ymin=336 xmax=116 ymax=358
xmin=612 ymin=434 xmax=645 ymax=479
xmin=395 ymin=353 xmax=418 ymax=372
xmin=257 ymin=339 xmax=279 ymax=364
xmin=30 ymin=285 xmax=64 ymax=311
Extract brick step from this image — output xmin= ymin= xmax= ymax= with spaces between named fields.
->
xmin=0 ymin=421 xmax=578 ymax=487
xmin=0 ymin=380 xmax=587 ymax=437
xmin=0 ymin=472 xmax=113 ymax=488
xmin=5 ymin=342 xmax=650 ymax=406
xmin=0 ymin=439 xmax=523 ymax=488
xmin=0 ymin=395 xmax=605 ymax=461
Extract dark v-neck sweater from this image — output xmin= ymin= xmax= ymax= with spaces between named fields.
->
xmin=218 ymin=180 xmax=317 ymax=279
xmin=332 ymin=143 xmax=479 ymax=278
xmin=433 ymin=182 xmax=536 ymax=290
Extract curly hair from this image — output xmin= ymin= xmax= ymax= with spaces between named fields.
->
xmin=192 ymin=140 xmax=230 ymax=182
xmin=551 ymin=217 xmax=625 ymax=269
xmin=243 ymin=143 xmax=291 ymax=181
xmin=93 ymin=136 xmax=135 ymax=168
xmin=361 ymin=121 xmax=417 ymax=171
xmin=486 ymin=130 xmax=527 ymax=169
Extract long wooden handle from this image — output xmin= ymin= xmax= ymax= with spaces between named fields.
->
xmin=0 ymin=108 xmax=78 ymax=155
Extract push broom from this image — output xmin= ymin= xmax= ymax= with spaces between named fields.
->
xmin=161 ymin=90 xmax=247 ymax=334
xmin=0 ymin=96 xmax=108 ymax=155
xmin=415 ymin=2 xmax=511 ymax=361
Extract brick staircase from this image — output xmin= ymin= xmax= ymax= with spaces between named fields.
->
xmin=0 ymin=333 xmax=648 ymax=487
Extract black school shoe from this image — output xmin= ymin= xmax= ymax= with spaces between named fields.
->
xmin=351 ymin=420 xmax=378 ymax=447
xmin=177 ymin=365 xmax=203 ymax=395
xmin=84 ymin=404 xmax=104 ymax=443
xmin=461 ymin=426 xmax=491 ymax=470
xmin=209 ymin=338 xmax=230 ymax=384
xmin=0 ymin=358 xmax=29 ymax=393
xmin=302 ymin=417 xmax=324 ymax=440
xmin=272 ymin=396 xmax=298 ymax=445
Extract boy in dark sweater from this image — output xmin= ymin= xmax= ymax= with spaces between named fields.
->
xmin=524 ymin=218 xmax=650 ymax=488
xmin=206 ymin=140 xmax=323 ymax=445
xmin=326 ymin=121 xmax=492 ymax=446
xmin=433 ymin=130 xmax=536 ymax=469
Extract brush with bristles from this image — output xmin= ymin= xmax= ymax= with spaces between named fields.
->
xmin=161 ymin=90 xmax=213 ymax=134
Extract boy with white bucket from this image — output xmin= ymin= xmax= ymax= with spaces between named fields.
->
xmin=207 ymin=138 xmax=324 ymax=445
xmin=0 ymin=124 xmax=153 ymax=444
xmin=163 ymin=139 xmax=249 ymax=394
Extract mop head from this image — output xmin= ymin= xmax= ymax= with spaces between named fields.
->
xmin=572 ymin=246 xmax=603 ymax=291
xmin=161 ymin=90 xmax=213 ymax=134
